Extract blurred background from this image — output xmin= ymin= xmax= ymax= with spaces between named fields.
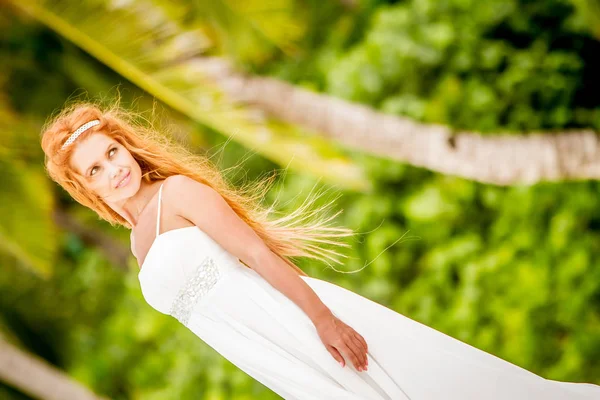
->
xmin=1 ymin=0 xmax=600 ymax=398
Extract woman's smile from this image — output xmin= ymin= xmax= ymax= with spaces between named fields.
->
xmin=116 ymin=171 xmax=130 ymax=188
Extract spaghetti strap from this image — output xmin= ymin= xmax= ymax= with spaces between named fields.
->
xmin=130 ymin=231 xmax=137 ymax=258
xmin=156 ymin=183 xmax=164 ymax=238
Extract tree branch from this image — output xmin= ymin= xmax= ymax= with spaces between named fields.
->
xmin=0 ymin=337 xmax=108 ymax=400
xmin=194 ymin=57 xmax=600 ymax=186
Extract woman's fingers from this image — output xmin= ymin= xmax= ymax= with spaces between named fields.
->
xmin=339 ymin=341 xmax=361 ymax=370
xmin=319 ymin=315 xmax=369 ymax=371
xmin=354 ymin=331 xmax=368 ymax=354
xmin=341 ymin=323 xmax=368 ymax=369
xmin=326 ymin=344 xmax=345 ymax=366
xmin=341 ymin=333 xmax=366 ymax=370
xmin=353 ymin=332 xmax=369 ymax=367
xmin=349 ymin=334 xmax=367 ymax=368
xmin=349 ymin=331 xmax=367 ymax=356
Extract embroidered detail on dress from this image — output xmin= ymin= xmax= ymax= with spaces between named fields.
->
xmin=169 ymin=257 xmax=221 ymax=326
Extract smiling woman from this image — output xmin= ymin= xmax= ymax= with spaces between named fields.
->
xmin=39 ymin=99 xmax=600 ymax=399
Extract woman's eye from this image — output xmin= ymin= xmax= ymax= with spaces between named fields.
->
xmin=90 ymin=148 xmax=116 ymax=176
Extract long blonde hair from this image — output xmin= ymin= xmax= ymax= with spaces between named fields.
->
xmin=40 ymin=100 xmax=355 ymax=277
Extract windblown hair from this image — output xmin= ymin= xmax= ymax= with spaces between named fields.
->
xmin=40 ymin=99 xmax=356 ymax=277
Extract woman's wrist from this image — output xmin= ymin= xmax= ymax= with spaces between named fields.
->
xmin=312 ymin=307 xmax=334 ymax=328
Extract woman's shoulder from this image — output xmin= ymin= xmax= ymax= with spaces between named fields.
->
xmin=161 ymin=175 xmax=214 ymax=213
xmin=162 ymin=174 xmax=212 ymax=194
xmin=162 ymin=175 xmax=200 ymax=199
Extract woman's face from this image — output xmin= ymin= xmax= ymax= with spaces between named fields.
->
xmin=70 ymin=132 xmax=141 ymax=203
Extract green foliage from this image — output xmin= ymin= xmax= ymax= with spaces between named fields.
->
xmin=270 ymin=0 xmax=600 ymax=133
xmin=0 ymin=97 xmax=58 ymax=277
xmin=188 ymin=0 xmax=305 ymax=66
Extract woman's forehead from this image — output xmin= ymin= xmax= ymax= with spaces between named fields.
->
xmin=70 ymin=132 xmax=113 ymax=175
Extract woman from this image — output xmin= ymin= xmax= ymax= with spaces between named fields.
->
xmin=41 ymin=102 xmax=600 ymax=399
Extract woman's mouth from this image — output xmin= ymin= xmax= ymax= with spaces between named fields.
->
xmin=116 ymin=171 xmax=130 ymax=188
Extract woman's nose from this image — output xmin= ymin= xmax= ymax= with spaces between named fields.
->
xmin=110 ymin=166 xmax=122 ymax=181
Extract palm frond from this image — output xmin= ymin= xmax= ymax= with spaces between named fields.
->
xmin=8 ymin=0 xmax=370 ymax=191
xmin=193 ymin=0 xmax=304 ymax=63
xmin=0 ymin=103 xmax=57 ymax=278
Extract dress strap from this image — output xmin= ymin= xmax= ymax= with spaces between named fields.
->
xmin=130 ymin=231 xmax=137 ymax=258
xmin=156 ymin=183 xmax=164 ymax=238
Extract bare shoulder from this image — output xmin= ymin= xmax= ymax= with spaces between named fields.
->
xmin=161 ymin=174 xmax=220 ymax=217
xmin=163 ymin=174 xmax=202 ymax=190
xmin=160 ymin=175 xmax=270 ymax=268
xmin=162 ymin=174 xmax=213 ymax=198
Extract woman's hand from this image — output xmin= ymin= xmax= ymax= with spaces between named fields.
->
xmin=315 ymin=311 xmax=369 ymax=372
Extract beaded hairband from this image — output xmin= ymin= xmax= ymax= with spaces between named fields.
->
xmin=60 ymin=119 xmax=100 ymax=150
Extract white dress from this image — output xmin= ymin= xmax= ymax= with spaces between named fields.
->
xmin=137 ymin=183 xmax=600 ymax=399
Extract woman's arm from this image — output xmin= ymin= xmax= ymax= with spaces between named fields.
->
xmin=166 ymin=174 xmax=369 ymax=371
xmin=166 ymin=175 xmax=332 ymax=326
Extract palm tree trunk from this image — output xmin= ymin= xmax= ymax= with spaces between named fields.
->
xmin=198 ymin=57 xmax=600 ymax=186
xmin=0 ymin=338 xmax=108 ymax=400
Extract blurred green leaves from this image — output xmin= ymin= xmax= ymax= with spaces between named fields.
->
xmin=571 ymin=0 xmax=600 ymax=40
xmin=301 ymin=0 xmax=600 ymax=133
xmin=0 ymin=99 xmax=57 ymax=278
xmin=190 ymin=0 xmax=305 ymax=65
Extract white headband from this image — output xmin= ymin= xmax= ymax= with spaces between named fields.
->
xmin=60 ymin=119 xmax=100 ymax=150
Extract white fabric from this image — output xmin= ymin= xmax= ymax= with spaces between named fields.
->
xmin=137 ymin=183 xmax=600 ymax=399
